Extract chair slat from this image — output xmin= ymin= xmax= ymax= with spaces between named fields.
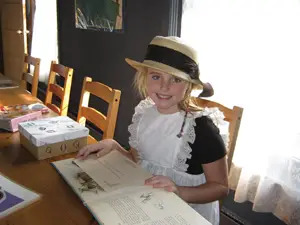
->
xmin=25 ymin=55 xmax=39 ymax=65
xmin=46 ymin=103 xmax=60 ymax=115
xmin=85 ymin=81 xmax=114 ymax=103
xmin=81 ymin=107 xmax=107 ymax=131
xmin=49 ymin=83 xmax=63 ymax=99
xmin=51 ymin=63 xmax=69 ymax=78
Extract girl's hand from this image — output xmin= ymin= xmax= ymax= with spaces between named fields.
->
xmin=76 ymin=139 xmax=116 ymax=160
xmin=145 ymin=175 xmax=179 ymax=195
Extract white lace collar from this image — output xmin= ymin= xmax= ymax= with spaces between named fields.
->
xmin=128 ymin=98 xmax=229 ymax=172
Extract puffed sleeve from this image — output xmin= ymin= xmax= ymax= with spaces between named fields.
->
xmin=128 ymin=98 xmax=154 ymax=149
xmin=186 ymin=116 xmax=227 ymax=174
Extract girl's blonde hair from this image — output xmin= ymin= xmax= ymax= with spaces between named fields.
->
xmin=133 ymin=69 xmax=203 ymax=112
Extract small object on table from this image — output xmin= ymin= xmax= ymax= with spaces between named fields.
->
xmin=28 ymin=103 xmax=49 ymax=114
xmin=0 ymin=173 xmax=41 ymax=219
xmin=0 ymin=104 xmax=43 ymax=132
xmin=18 ymin=116 xmax=89 ymax=160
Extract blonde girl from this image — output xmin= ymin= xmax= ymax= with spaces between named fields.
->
xmin=77 ymin=36 xmax=229 ymax=225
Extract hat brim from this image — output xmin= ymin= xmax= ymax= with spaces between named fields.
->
xmin=125 ymin=58 xmax=203 ymax=86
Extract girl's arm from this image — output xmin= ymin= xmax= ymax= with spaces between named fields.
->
xmin=145 ymin=156 xmax=229 ymax=203
xmin=177 ymin=156 xmax=229 ymax=203
xmin=76 ymin=139 xmax=136 ymax=161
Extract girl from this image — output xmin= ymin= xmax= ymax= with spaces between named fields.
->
xmin=77 ymin=36 xmax=229 ymax=225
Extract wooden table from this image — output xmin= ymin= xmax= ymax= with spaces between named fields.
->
xmin=0 ymin=87 xmax=41 ymax=106
xmin=0 ymin=88 xmax=94 ymax=225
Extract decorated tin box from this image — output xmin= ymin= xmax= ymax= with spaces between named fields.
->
xmin=18 ymin=116 xmax=89 ymax=160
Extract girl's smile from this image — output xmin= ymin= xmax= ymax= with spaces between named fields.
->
xmin=156 ymin=94 xmax=172 ymax=100
xmin=146 ymin=68 xmax=189 ymax=114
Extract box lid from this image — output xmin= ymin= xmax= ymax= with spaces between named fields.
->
xmin=18 ymin=116 xmax=89 ymax=147
xmin=0 ymin=103 xmax=48 ymax=119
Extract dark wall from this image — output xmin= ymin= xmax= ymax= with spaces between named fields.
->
xmin=57 ymin=0 xmax=175 ymax=145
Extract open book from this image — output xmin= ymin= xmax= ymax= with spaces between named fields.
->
xmin=52 ymin=150 xmax=212 ymax=225
xmin=0 ymin=174 xmax=41 ymax=219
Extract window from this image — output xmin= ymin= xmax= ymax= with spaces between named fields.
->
xmin=181 ymin=1 xmax=300 ymax=224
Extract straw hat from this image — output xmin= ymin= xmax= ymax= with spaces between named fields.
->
xmin=125 ymin=36 xmax=203 ymax=86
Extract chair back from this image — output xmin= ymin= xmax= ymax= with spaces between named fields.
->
xmin=192 ymin=97 xmax=243 ymax=170
xmin=21 ymin=54 xmax=41 ymax=97
xmin=77 ymin=77 xmax=121 ymax=140
xmin=44 ymin=61 xmax=73 ymax=116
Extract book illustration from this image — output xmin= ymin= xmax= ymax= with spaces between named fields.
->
xmin=140 ymin=192 xmax=152 ymax=203
xmin=76 ymin=171 xmax=104 ymax=193
xmin=139 ymin=192 xmax=165 ymax=210
xmin=71 ymin=161 xmax=105 ymax=193
xmin=0 ymin=174 xmax=40 ymax=219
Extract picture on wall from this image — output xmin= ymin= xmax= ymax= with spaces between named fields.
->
xmin=75 ymin=0 xmax=123 ymax=32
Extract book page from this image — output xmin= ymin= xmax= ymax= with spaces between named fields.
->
xmin=52 ymin=158 xmax=147 ymax=203
xmin=52 ymin=158 xmax=109 ymax=203
xmin=88 ymin=185 xmax=212 ymax=225
xmin=73 ymin=150 xmax=153 ymax=192
xmin=0 ymin=174 xmax=40 ymax=219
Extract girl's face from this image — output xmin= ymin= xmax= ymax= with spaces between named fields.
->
xmin=146 ymin=68 xmax=189 ymax=114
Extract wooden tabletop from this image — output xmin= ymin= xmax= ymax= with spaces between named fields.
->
xmin=0 ymin=88 xmax=94 ymax=225
xmin=0 ymin=87 xmax=42 ymax=106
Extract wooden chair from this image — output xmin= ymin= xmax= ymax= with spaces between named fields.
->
xmin=44 ymin=61 xmax=73 ymax=116
xmin=77 ymin=77 xmax=121 ymax=140
xmin=21 ymin=55 xmax=41 ymax=97
xmin=192 ymin=97 xmax=243 ymax=171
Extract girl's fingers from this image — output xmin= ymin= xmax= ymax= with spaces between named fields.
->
xmin=82 ymin=147 xmax=93 ymax=158
xmin=145 ymin=176 xmax=177 ymax=192
xmin=76 ymin=143 xmax=104 ymax=159
xmin=145 ymin=179 xmax=160 ymax=185
xmin=145 ymin=176 xmax=170 ymax=185
xmin=144 ymin=176 xmax=159 ymax=184
xmin=76 ymin=146 xmax=89 ymax=158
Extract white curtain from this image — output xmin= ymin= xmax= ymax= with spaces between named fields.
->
xmin=182 ymin=1 xmax=300 ymax=224
xmin=31 ymin=0 xmax=58 ymax=84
